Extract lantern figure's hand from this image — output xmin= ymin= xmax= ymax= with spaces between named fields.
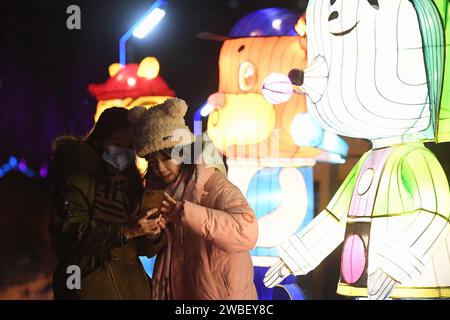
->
xmin=264 ymin=258 xmax=291 ymax=288
xmin=368 ymin=268 xmax=398 ymax=300
xmin=264 ymin=233 xmax=314 ymax=288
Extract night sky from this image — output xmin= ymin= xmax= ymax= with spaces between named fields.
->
xmin=0 ymin=0 xmax=307 ymax=170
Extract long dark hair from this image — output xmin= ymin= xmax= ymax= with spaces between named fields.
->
xmin=84 ymin=107 xmax=131 ymax=146
xmin=85 ymin=107 xmax=143 ymax=198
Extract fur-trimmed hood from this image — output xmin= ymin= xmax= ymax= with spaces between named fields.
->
xmin=51 ymin=136 xmax=101 ymax=177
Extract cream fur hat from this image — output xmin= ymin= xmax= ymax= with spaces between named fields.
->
xmin=128 ymin=98 xmax=195 ymax=157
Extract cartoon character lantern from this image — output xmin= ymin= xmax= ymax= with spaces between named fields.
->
xmin=203 ymin=7 xmax=349 ymax=298
xmin=206 ymin=10 xmax=346 ymax=161
xmin=264 ymin=0 xmax=450 ymax=299
xmin=88 ymin=56 xmax=175 ymax=173
xmin=89 ymin=56 xmax=175 ymax=122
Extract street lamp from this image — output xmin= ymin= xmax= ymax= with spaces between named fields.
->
xmin=119 ymin=0 xmax=167 ymax=66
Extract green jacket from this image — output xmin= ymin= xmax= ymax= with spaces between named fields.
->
xmin=49 ymin=137 xmax=166 ymax=300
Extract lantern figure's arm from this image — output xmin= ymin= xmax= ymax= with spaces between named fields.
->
xmin=264 ymin=157 xmax=363 ymax=288
xmin=376 ymin=211 xmax=449 ymax=283
xmin=375 ymin=148 xmax=450 ymax=283
xmin=279 ymin=209 xmax=347 ymax=276
xmin=277 ymin=155 xmax=368 ymax=276
xmin=264 ymin=210 xmax=347 ymax=288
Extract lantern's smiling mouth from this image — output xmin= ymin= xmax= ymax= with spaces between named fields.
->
xmin=331 ymin=21 xmax=359 ymax=36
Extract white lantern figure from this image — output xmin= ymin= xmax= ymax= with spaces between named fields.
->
xmin=264 ymin=0 xmax=450 ymax=300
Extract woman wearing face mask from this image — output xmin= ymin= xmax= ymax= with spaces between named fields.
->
xmin=128 ymin=98 xmax=258 ymax=300
xmin=49 ymin=107 xmax=166 ymax=300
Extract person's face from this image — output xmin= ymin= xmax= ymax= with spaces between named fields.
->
xmin=146 ymin=150 xmax=182 ymax=185
xmin=102 ymin=127 xmax=134 ymax=149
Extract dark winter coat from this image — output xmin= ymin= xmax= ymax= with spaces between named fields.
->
xmin=49 ymin=137 xmax=166 ymax=300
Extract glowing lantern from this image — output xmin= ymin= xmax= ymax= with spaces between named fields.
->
xmin=137 ymin=56 xmax=160 ymax=79
xmin=89 ymin=56 xmax=174 ymax=121
xmin=262 ymin=73 xmax=294 ymax=105
xmin=89 ymin=56 xmax=175 ymax=173
xmin=108 ymin=63 xmax=123 ymax=78
xmin=205 ymin=9 xmax=347 ymax=162
xmin=294 ymin=16 xmax=306 ymax=37
xmin=264 ymin=0 xmax=450 ymax=300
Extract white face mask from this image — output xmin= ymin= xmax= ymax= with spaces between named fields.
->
xmin=102 ymin=145 xmax=136 ymax=172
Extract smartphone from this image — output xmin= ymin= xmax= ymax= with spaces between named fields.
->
xmin=140 ymin=189 xmax=165 ymax=219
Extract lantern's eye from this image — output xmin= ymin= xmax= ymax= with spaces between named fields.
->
xmin=238 ymin=61 xmax=257 ymax=91
xmin=367 ymin=0 xmax=379 ymax=9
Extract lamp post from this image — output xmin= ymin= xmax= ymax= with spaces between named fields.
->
xmin=119 ymin=0 xmax=167 ymax=66
xmin=193 ymin=102 xmax=214 ymax=136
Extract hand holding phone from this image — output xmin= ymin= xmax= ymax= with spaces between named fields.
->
xmin=140 ymin=189 xmax=165 ymax=219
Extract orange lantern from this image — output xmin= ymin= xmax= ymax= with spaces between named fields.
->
xmin=204 ymin=13 xmax=325 ymax=162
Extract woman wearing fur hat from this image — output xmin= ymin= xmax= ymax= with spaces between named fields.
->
xmin=128 ymin=98 xmax=258 ymax=300
xmin=49 ymin=107 xmax=166 ymax=300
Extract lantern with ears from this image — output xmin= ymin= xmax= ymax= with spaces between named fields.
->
xmin=88 ymin=56 xmax=175 ymax=122
xmin=88 ymin=56 xmax=175 ymax=173
xmin=199 ymin=7 xmax=349 ymax=299
xmin=263 ymin=0 xmax=450 ymax=300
